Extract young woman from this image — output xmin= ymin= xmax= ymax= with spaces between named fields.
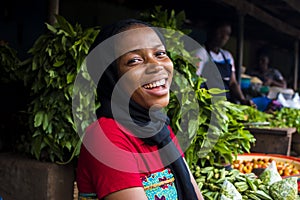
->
xmin=76 ymin=19 xmax=203 ymax=200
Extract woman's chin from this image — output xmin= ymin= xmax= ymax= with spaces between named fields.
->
xmin=148 ymin=101 xmax=169 ymax=110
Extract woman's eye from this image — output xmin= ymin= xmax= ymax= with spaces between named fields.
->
xmin=127 ymin=57 xmax=142 ymax=65
xmin=156 ymin=51 xmax=167 ymax=58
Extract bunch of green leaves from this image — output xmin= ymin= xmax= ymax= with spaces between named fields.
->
xmin=0 ymin=43 xmax=22 ymax=82
xmin=185 ymin=87 xmax=256 ymax=167
xmin=141 ymin=7 xmax=255 ymax=167
xmin=140 ymin=5 xmax=191 ymax=35
xmin=23 ymin=15 xmax=99 ymax=162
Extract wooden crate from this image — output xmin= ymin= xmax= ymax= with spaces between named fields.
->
xmin=246 ymin=127 xmax=296 ymax=156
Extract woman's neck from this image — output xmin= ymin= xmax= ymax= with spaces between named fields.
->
xmin=206 ymin=43 xmax=220 ymax=54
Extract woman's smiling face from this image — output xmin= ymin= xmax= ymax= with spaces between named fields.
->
xmin=115 ymin=25 xmax=173 ymax=110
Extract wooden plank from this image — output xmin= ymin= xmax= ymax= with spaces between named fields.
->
xmin=281 ymin=0 xmax=300 ymax=13
xmin=246 ymin=127 xmax=297 ymax=136
xmin=218 ymin=0 xmax=300 ymax=39
xmin=246 ymin=127 xmax=297 ymax=155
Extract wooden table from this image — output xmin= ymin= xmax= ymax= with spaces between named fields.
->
xmin=246 ymin=127 xmax=297 ymax=156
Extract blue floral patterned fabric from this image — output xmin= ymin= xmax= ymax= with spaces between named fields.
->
xmin=141 ymin=168 xmax=178 ymax=200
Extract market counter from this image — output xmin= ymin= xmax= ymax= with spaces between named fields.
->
xmin=246 ymin=127 xmax=297 ymax=156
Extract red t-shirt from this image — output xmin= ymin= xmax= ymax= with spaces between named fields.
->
xmin=76 ymin=117 xmax=183 ymax=199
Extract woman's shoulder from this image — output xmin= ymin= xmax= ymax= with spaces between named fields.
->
xmin=220 ymin=49 xmax=233 ymax=58
xmin=268 ymin=67 xmax=281 ymax=73
xmin=86 ymin=117 xmax=123 ymax=135
xmin=85 ymin=118 xmax=176 ymax=145
xmin=85 ymin=117 xmax=144 ymax=146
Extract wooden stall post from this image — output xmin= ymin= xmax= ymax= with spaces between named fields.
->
xmin=48 ymin=0 xmax=60 ymax=25
xmin=236 ymin=12 xmax=245 ymax=83
xmin=294 ymin=40 xmax=299 ymax=90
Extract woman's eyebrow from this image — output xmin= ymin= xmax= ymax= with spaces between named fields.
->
xmin=126 ymin=44 xmax=165 ymax=54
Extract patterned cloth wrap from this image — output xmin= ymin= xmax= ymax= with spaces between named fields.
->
xmin=141 ymin=168 xmax=178 ymax=200
xmin=78 ymin=193 xmax=98 ymax=200
xmin=78 ymin=168 xmax=178 ymax=200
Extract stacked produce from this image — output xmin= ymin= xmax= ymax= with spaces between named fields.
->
xmin=191 ymin=163 xmax=300 ymax=200
xmin=232 ymin=158 xmax=300 ymax=176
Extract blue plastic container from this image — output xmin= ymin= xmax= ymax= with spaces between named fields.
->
xmin=241 ymin=78 xmax=251 ymax=89
xmin=251 ymin=96 xmax=272 ymax=111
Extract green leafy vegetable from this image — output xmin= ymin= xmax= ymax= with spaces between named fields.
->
xmin=21 ymin=15 xmax=100 ymax=162
xmin=269 ymin=177 xmax=298 ymax=200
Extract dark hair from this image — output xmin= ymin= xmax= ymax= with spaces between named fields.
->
xmin=89 ymin=18 xmax=166 ymax=53
xmin=90 ymin=19 xmax=151 ymax=51
xmin=207 ymin=20 xmax=232 ymax=35
xmin=257 ymin=47 xmax=270 ymax=59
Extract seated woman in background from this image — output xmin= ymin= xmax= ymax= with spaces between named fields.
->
xmin=76 ymin=18 xmax=203 ymax=200
xmin=248 ymin=53 xmax=287 ymax=88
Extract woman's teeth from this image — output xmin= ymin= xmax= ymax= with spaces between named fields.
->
xmin=143 ymin=79 xmax=166 ymax=89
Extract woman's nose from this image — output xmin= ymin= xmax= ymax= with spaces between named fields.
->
xmin=146 ymin=63 xmax=164 ymax=73
xmin=145 ymin=57 xmax=164 ymax=73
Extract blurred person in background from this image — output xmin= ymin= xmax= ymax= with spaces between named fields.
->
xmin=195 ymin=20 xmax=254 ymax=106
xmin=248 ymin=52 xmax=286 ymax=88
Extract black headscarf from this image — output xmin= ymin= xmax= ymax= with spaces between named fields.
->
xmin=87 ymin=18 xmax=198 ymax=200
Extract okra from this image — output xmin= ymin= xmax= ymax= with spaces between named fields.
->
xmin=196 ymin=176 xmax=206 ymax=183
xmin=253 ymin=190 xmax=273 ymax=200
xmin=207 ymin=171 xmax=214 ymax=180
xmin=208 ymin=183 xmax=220 ymax=191
xmin=197 ymin=181 xmax=204 ymax=190
xmin=235 ymin=175 xmax=246 ymax=182
xmin=200 ymin=166 xmax=214 ymax=173
xmin=215 ymin=177 xmax=226 ymax=184
xmin=213 ymin=191 xmax=219 ymax=200
xmin=203 ymin=191 xmax=215 ymax=200
xmin=246 ymin=176 xmax=257 ymax=192
xmin=245 ymin=192 xmax=261 ymax=200
xmin=234 ymin=181 xmax=249 ymax=192
xmin=219 ymin=168 xmax=227 ymax=179
xmin=258 ymin=185 xmax=269 ymax=195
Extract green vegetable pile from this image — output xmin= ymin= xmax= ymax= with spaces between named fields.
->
xmin=239 ymin=102 xmax=300 ymax=133
xmin=191 ymin=164 xmax=300 ymax=200
xmin=238 ymin=103 xmax=300 ymax=161
xmin=270 ymin=107 xmax=300 ymax=133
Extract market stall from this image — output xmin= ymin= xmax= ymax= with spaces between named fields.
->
xmin=246 ymin=127 xmax=296 ymax=156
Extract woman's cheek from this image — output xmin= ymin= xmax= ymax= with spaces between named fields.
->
xmin=121 ymin=69 xmax=142 ymax=95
